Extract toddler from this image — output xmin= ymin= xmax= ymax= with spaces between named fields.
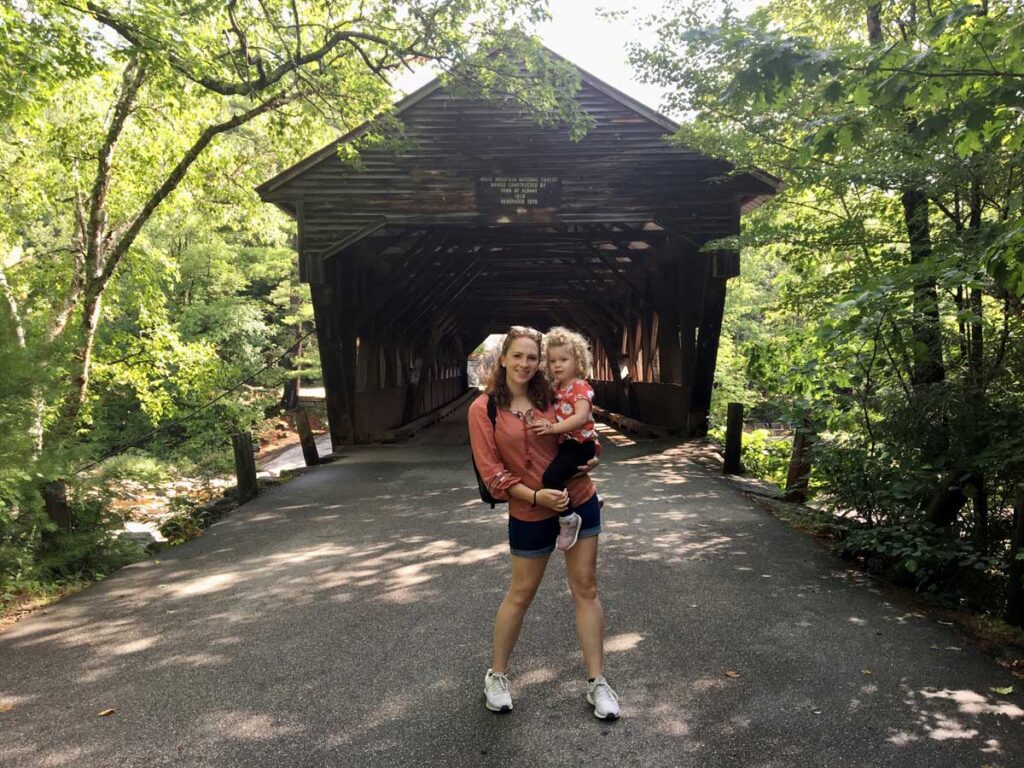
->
xmin=531 ymin=326 xmax=599 ymax=551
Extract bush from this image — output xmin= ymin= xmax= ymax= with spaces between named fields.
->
xmin=835 ymin=520 xmax=1005 ymax=611
xmin=740 ymin=429 xmax=792 ymax=487
xmin=1 ymin=479 xmax=145 ymax=603
xmin=96 ymin=449 xmax=171 ymax=485
xmin=158 ymin=495 xmax=213 ymax=545
xmin=709 ymin=426 xmax=792 ymax=488
xmin=34 ymin=490 xmax=146 ymax=582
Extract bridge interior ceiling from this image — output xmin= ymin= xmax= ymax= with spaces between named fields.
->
xmin=337 ymin=219 xmax=681 ymax=343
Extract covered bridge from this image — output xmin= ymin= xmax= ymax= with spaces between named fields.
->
xmin=258 ymin=55 xmax=778 ymax=449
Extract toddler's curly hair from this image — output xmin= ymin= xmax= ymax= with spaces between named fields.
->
xmin=542 ymin=326 xmax=593 ymax=379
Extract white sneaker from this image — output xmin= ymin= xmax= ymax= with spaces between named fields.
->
xmin=484 ymin=668 xmax=513 ymax=713
xmin=556 ymin=512 xmax=582 ymax=551
xmin=586 ymin=676 xmax=620 ymax=720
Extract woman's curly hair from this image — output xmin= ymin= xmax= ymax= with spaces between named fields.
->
xmin=542 ymin=326 xmax=593 ymax=380
xmin=485 ymin=326 xmax=553 ymax=411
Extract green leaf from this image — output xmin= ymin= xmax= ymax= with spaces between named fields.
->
xmin=851 ymin=84 xmax=870 ymax=108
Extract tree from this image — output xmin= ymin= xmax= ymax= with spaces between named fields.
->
xmin=1 ymin=0 xmax=583 ymax=447
xmin=630 ymin=0 xmax=1024 ymax=616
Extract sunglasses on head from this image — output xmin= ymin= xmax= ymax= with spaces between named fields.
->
xmin=507 ymin=325 xmax=542 ymax=341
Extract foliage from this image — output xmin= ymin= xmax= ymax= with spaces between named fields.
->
xmin=1 ymin=479 xmax=144 ymax=597
xmin=1 ymin=0 xmax=594 ymax=606
xmin=159 ymin=496 xmax=213 ymax=547
xmin=836 ymin=520 xmax=1006 ymax=611
xmin=632 ymin=0 xmax=1024 ymax=619
xmin=709 ymin=425 xmax=792 ymax=488
xmin=94 ymin=449 xmax=171 ymax=486
xmin=739 ymin=429 xmax=792 ymax=488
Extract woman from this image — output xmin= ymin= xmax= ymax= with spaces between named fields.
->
xmin=468 ymin=325 xmax=620 ymax=720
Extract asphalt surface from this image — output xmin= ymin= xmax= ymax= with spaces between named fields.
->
xmin=2 ymin=410 xmax=1022 ymax=767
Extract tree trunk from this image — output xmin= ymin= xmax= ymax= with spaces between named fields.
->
xmin=966 ymin=184 xmax=987 ymax=547
xmin=926 ymin=477 xmax=967 ymax=529
xmin=866 ymin=4 xmax=883 ymax=45
xmin=902 ymin=188 xmax=946 ymax=389
xmin=278 ymin=330 xmax=302 ymax=412
xmin=0 ymin=259 xmax=44 ymax=454
xmin=785 ymin=426 xmax=817 ymax=503
xmin=232 ymin=432 xmax=259 ymax=504
xmin=970 ymin=473 xmax=988 ymax=548
xmin=59 ymin=288 xmax=104 ymax=434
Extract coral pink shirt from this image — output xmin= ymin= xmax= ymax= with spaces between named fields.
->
xmin=468 ymin=394 xmax=599 ymax=522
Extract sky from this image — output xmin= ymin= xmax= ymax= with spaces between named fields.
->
xmin=397 ymin=0 xmax=762 ymax=119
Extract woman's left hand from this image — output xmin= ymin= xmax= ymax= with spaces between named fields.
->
xmin=573 ymin=456 xmax=599 ymax=476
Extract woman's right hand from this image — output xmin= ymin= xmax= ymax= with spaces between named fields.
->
xmin=536 ymin=488 xmax=570 ymax=512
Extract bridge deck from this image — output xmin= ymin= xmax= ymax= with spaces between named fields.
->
xmin=2 ymin=415 xmax=1021 ymax=767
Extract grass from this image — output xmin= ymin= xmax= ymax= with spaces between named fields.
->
xmin=0 ymin=579 xmax=91 ymax=631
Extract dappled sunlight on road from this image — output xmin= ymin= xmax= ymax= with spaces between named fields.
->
xmin=3 ymin=437 xmax=1023 ymax=767
xmin=202 ymin=710 xmax=303 ymax=741
xmin=169 ymin=571 xmax=240 ymax=598
xmin=605 ymin=632 xmax=644 ymax=653
xmin=594 ymin=422 xmax=636 ymax=447
xmin=918 ymin=687 xmax=1024 ymax=719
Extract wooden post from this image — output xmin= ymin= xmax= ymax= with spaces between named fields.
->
xmin=690 ymin=273 xmax=727 ymax=436
xmin=232 ymin=432 xmax=259 ymax=504
xmin=310 ymin=281 xmax=351 ymax=449
xmin=723 ymin=402 xmax=744 ymax=475
xmin=294 ymin=410 xmax=320 ymax=467
xmin=44 ymin=480 xmax=71 ymax=531
xmin=1005 ymin=484 xmax=1024 ymax=627
xmin=784 ymin=426 xmax=816 ymax=502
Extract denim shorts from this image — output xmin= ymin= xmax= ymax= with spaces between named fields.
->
xmin=508 ymin=493 xmax=601 ymax=558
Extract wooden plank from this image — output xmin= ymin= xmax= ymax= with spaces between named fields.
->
xmin=359 ymin=388 xmax=478 ymax=443
xmin=337 ymin=273 xmax=359 ymax=444
xmin=590 ymin=404 xmax=670 ymax=438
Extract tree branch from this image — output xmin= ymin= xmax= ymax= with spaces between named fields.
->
xmin=99 ymin=90 xmax=304 ymax=290
xmin=78 ymin=1 xmax=434 ymax=97
xmin=86 ymin=56 xmax=146 ymax=283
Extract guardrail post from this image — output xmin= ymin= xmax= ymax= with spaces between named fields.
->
xmin=232 ymin=432 xmax=259 ymax=504
xmin=723 ymin=402 xmax=744 ymax=475
xmin=294 ymin=410 xmax=320 ymax=467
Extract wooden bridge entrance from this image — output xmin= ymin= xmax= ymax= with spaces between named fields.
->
xmin=258 ymin=53 xmax=778 ymax=448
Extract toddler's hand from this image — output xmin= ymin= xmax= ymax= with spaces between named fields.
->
xmin=571 ymin=456 xmax=600 ymax=478
xmin=531 ymin=418 xmax=554 ymax=435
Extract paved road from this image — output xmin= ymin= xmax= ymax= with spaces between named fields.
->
xmin=2 ymin=411 xmax=1022 ymax=767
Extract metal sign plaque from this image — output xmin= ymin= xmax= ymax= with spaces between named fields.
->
xmin=476 ymin=176 xmax=562 ymax=210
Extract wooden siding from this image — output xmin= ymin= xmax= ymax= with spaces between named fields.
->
xmin=261 ymin=81 xmax=771 ymax=283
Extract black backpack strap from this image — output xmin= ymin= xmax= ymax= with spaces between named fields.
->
xmin=485 ymin=396 xmax=498 ymax=508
